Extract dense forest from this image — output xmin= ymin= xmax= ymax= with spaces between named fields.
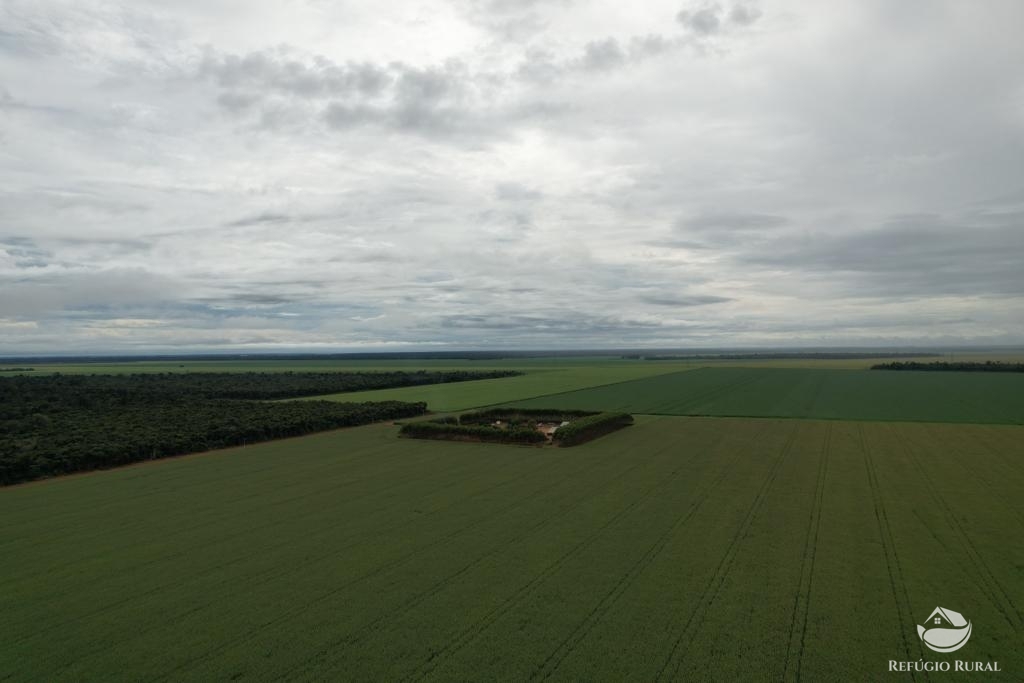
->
xmin=0 ymin=369 xmax=517 ymax=402
xmin=0 ymin=369 xmax=512 ymax=485
xmin=871 ymin=361 xmax=1024 ymax=372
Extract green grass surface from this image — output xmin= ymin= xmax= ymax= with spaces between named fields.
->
xmin=509 ymin=367 xmax=1024 ymax=424
xmin=2 ymin=416 xmax=1022 ymax=680
xmin=302 ymin=365 xmax=683 ymax=412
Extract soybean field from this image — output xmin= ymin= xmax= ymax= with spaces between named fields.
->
xmin=510 ymin=367 xmax=1024 ymax=425
xmin=2 ymin=416 xmax=1023 ymax=681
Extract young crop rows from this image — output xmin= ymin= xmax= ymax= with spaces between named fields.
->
xmin=510 ymin=367 xmax=1024 ymax=425
xmin=2 ymin=415 xmax=1022 ymax=680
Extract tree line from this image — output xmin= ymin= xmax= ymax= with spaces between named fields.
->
xmin=0 ymin=369 xmax=517 ymax=405
xmin=871 ymin=361 xmax=1024 ymax=373
xmin=0 ymin=370 xmax=512 ymax=485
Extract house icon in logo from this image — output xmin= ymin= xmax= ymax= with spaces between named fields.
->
xmin=918 ymin=607 xmax=972 ymax=653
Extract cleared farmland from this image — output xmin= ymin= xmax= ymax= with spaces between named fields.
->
xmin=303 ymin=364 xmax=686 ymax=413
xmin=2 ymin=416 xmax=1022 ymax=680
xmin=510 ymin=367 xmax=1024 ymax=424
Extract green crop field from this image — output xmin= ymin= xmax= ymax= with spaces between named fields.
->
xmin=2 ymin=415 xmax=1022 ymax=681
xmin=303 ymin=364 xmax=685 ymax=413
xmin=510 ymin=367 xmax=1024 ymax=425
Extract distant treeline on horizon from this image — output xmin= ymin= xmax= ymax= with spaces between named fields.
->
xmin=4 ymin=348 xmax=1015 ymax=364
xmin=871 ymin=361 xmax=1024 ymax=373
xmin=629 ymin=352 xmax=943 ymax=361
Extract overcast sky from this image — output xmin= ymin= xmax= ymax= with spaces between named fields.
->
xmin=2 ymin=0 xmax=1023 ymax=353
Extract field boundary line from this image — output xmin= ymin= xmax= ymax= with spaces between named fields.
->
xmin=466 ymin=368 xmax=694 ymax=412
xmin=655 ymin=421 xmax=799 ymax=682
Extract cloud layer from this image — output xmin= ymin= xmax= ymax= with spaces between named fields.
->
xmin=1 ymin=0 xmax=1023 ymax=352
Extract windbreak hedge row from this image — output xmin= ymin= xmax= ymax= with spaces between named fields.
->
xmin=399 ymin=421 xmax=546 ymax=445
xmin=553 ymin=412 xmax=633 ymax=446
xmin=457 ymin=408 xmax=597 ymax=425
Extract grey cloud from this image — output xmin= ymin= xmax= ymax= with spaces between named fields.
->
xmin=216 ymin=293 xmax=297 ymax=306
xmin=216 ymin=91 xmax=259 ymax=113
xmin=322 ymin=102 xmax=377 ymax=129
xmin=681 ymin=212 xmax=787 ymax=232
xmin=437 ymin=312 xmax=664 ymax=334
xmin=740 ymin=213 xmax=1024 ymax=297
xmin=639 ymin=294 xmax=732 ymax=307
xmin=677 ymin=2 xmax=761 ymax=35
xmin=458 ymin=0 xmax=574 ymax=41
xmin=199 ymin=49 xmax=392 ymax=98
xmin=729 ymin=4 xmax=762 ymax=26
xmin=677 ymin=5 xmax=722 ymax=35
xmin=659 ymin=212 xmax=788 ymax=249
xmin=224 ymin=211 xmax=292 ymax=228
xmin=495 ymin=182 xmax=543 ymax=201
xmin=1 ymin=1 xmax=1022 ymax=352
xmin=0 ymin=268 xmax=185 ymax=317
xmin=1 ymin=237 xmax=52 ymax=269
xmin=581 ymin=38 xmax=627 ymax=71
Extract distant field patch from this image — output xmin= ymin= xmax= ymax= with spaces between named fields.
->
xmin=509 ymin=367 xmax=1024 ymax=424
xmin=305 ymin=365 xmax=687 ymax=412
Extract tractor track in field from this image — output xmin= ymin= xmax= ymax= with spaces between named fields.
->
xmin=401 ymin=434 xmax=712 ymax=683
xmin=859 ymin=425 xmax=928 ymax=683
xmin=5 ymin=447 xmax=539 ymax=649
xmin=527 ymin=423 xmax=773 ymax=682
xmin=288 ymin=430 xmax=713 ymax=680
xmin=782 ymin=422 xmax=831 ymax=682
xmin=654 ymin=421 xmax=799 ymax=682
xmin=892 ymin=425 xmax=1023 ymax=629
xmin=151 ymin=443 xmax=667 ymax=682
